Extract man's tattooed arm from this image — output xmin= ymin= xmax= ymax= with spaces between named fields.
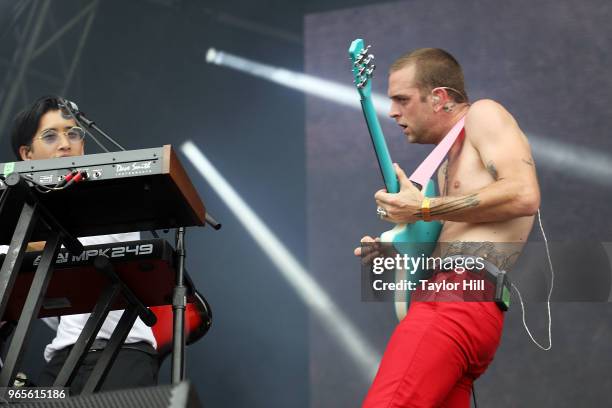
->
xmin=414 ymin=194 xmax=480 ymax=218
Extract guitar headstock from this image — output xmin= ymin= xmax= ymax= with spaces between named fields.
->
xmin=348 ymin=38 xmax=376 ymax=98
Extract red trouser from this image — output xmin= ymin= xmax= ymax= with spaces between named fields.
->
xmin=363 ymin=273 xmax=505 ymax=408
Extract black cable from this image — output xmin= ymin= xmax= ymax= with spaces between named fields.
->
xmin=23 ymin=175 xmax=58 ymax=191
xmin=2 ymin=174 xmax=59 ymax=194
xmin=472 ymin=384 xmax=478 ymax=408
xmin=22 ymin=173 xmax=86 ymax=194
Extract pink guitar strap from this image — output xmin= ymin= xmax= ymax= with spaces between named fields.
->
xmin=409 ymin=116 xmax=466 ymax=188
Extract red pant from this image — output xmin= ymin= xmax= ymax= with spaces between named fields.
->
xmin=363 ymin=275 xmax=504 ymax=408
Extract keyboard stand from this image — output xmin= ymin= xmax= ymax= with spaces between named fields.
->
xmin=0 ymin=173 xmax=82 ymax=387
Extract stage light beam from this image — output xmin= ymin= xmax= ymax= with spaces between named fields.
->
xmin=181 ymin=141 xmax=381 ymax=381
xmin=206 ymin=47 xmax=390 ymax=114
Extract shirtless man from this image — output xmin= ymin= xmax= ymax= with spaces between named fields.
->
xmin=354 ymin=49 xmax=540 ymax=407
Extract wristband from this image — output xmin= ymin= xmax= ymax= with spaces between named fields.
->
xmin=421 ymin=197 xmax=432 ymax=222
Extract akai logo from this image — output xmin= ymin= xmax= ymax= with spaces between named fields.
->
xmin=32 ymin=243 xmax=154 ymax=266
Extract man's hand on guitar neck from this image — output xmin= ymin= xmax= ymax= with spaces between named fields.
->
xmin=354 ymin=236 xmax=381 ymax=264
xmin=354 ymin=236 xmax=399 ymax=265
xmin=375 ymin=163 xmax=424 ymax=224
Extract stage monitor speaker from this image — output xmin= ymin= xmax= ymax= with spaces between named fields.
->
xmin=11 ymin=381 xmax=202 ymax=408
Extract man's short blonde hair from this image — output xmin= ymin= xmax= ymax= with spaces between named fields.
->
xmin=390 ymin=48 xmax=467 ymax=103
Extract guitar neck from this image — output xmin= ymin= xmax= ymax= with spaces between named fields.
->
xmin=360 ymin=97 xmax=400 ymax=194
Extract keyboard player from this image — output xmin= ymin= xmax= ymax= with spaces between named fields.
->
xmin=1 ymin=96 xmax=158 ymax=394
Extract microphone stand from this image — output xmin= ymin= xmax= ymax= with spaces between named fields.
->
xmin=74 ymin=112 xmax=126 ymax=151
xmin=59 ymin=98 xmax=222 ymax=383
xmin=171 ymin=227 xmax=187 ymax=383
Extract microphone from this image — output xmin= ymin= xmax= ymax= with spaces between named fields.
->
xmin=58 ymin=98 xmax=94 ymax=127
xmin=59 ymin=99 xmax=79 ymax=119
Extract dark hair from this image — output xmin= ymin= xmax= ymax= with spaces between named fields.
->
xmin=390 ymin=48 xmax=468 ymax=103
xmin=10 ymin=96 xmax=63 ymax=160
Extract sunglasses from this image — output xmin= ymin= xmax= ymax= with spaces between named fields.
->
xmin=34 ymin=126 xmax=85 ymax=145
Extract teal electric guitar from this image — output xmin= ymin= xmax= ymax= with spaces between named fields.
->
xmin=349 ymin=39 xmax=460 ymax=320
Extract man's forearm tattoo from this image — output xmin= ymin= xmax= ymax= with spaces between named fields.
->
xmin=415 ymin=194 xmax=480 ymax=217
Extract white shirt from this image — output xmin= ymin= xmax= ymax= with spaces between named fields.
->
xmin=1 ymin=232 xmax=157 ymax=362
